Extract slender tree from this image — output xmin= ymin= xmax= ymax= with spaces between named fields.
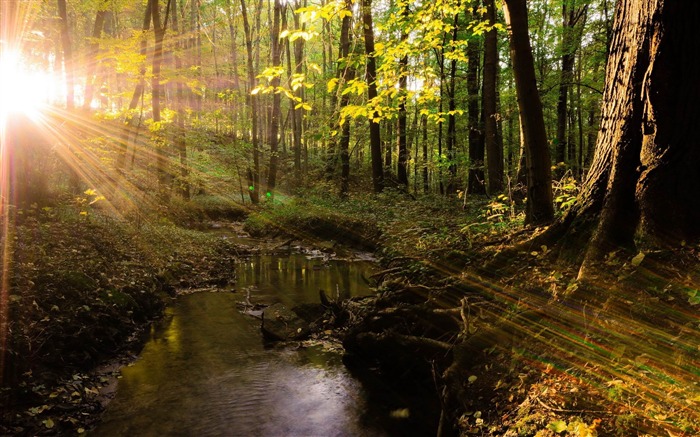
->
xmin=396 ymin=1 xmax=410 ymax=188
xmin=240 ymin=0 xmax=260 ymax=203
xmin=362 ymin=0 xmax=384 ymax=193
xmin=57 ymin=0 xmax=74 ymax=109
xmin=482 ymin=0 xmax=503 ymax=194
xmin=337 ymin=0 xmax=354 ymax=196
xmin=503 ymin=0 xmax=554 ymax=225
xmin=466 ymin=17 xmax=485 ymax=195
xmin=266 ymin=0 xmax=283 ymax=197
xmin=555 ymin=0 xmax=588 ymax=165
xmin=83 ymin=10 xmax=106 ymax=110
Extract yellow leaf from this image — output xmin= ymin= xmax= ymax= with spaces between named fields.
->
xmin=630 ymin=252 xmax=645 ymax=267
xmin=327 ymin=78 xmax=338 ymax=93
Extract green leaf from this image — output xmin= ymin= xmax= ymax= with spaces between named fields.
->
xmin=547 ymin=420 xmax=568 ymax=433
xmin=43 ymin=418 xmax=55 ymax=429
xmin=468 ymin=375 xmax=477 ymax=383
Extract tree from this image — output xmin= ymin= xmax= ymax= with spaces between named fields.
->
xmin=466 ymin=10 xmax=485 ymax=195
xmin=539 ymin=0 xmax=700 ymax=272
xmin=446 ymin=12 xmax=461 ymax=195
xmin=57 ymin=0 xmax=74 ymax=109
xmin=361 ymin=0 xmax=384 ymax=193
xmin=150 ymin=0 xmax=170 ymax=196
xmin=83 ymin=10 xmax=106 ymax=110
xmin=265 ymin=0 xmax=283 ymax=198
xmin=482 ymin=0 xmax=503 ymax=194
xmin=396 ymin=1 xmax=410 ymax=188
xmin=240 ymin=0 xmax=260 ymax=204
xmin=503 ymin=0 xmax=554 ymax=225
xmin=554 ymin=0 xmax=588 ymax=166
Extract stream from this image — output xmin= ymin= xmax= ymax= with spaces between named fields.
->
xmin=93 ymin=244 xmax=428 ymax=436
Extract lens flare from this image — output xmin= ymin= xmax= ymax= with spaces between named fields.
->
xmin=0 ymin=50 xmax=54 ymax=121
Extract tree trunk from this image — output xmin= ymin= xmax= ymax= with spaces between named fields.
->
xmin=466 ymin=16 xmax=485 ymax=195
xmin=117 ymin=2 xmax=152 ymax=173
xmin=337 ymin=0 xmax=353 ymax=196
xmin=555 ymin=1 xmax=588 ymax=166
xmin=482 ymin=0 xmax=503 ymax=194
xmin=240 ymin=0 xmax=260 ymax=204
xmin=83 ymin=10 xmax=106 ymax=110
xmin=542 ymin=0 xmax=700 ymax=271
xmin=266 ymin=0 xmax=283 ymax=198
xmin=362 ymin=0 xmax=384 ymax=193
xmin=151 ymin=0 xmax=169 ymax=197
xmin=503 ymin=0 xmax=554 ymax=225
xmin=57 ymin=0 xmax=74 ymax=109
xmin=421 ymin=114 xmax=429 ymax=194
xmin=396 ymin=3 xmax=410 ymax=188
xmin=291 ymin=1 xmax=305 ymax=187
xmin=172 ymin=0 xmax=189 ymax=199
xmin=447 ymin=14 xmax=462 ymax=195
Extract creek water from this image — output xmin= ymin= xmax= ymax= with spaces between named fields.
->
xmin=93 ymin=250 xmax=421 ymax=436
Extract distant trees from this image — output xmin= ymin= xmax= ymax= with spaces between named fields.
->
xmin=7 ymin=0 xmax=615 ymax=207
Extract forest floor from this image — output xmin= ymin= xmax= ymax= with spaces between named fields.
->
xmin=1 ymin=190 xmax=699 ymax=436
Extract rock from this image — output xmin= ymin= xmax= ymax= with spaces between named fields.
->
xmin=261 ymin=303 xmax=310 ymax=341
xmin=292 ymin=303 xmax=328 ymax=323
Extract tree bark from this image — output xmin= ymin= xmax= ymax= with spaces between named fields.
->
xmin=555 ymin=1 xmax=588 ymax=166
xmin=362 ymin=0 xmax=384 ymax=193
xmin=172 ymin=0 xmax=189 ymax=199
xmin=396 ymin=3 xmax=410 ymax=188
xmin=240 ymin=0 xmax=260 ymax=203
xmin=337 ymin=0 xmax=354 ymax=197
xmin=266 ymin=0 xmax=283 ymax=198
xmin=116 ymin=2 xmax=152 ymax=173
xmin=83 ymin=10 xmax=106 ymax=110
xmin=291 ymin=1 xmax=305 ymax=187
xmin=538 ymin=0 xmax=700 ymax=271
xmin=448 ymin=14 xmax=463 ymax=195
xmin=466 ymin=17 xmax=485 ymax=195
xmin=482 ymin=0 xmax=503 ymax=194
xmin=57 ymin=0 xmax=74 ymax=109
xmin=503 ymin=0 xmax=554 ymax=225
xmin=151 ymin=0 xmax=170 ymax=197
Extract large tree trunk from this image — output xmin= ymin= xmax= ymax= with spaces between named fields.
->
xmin=503 ymin=0 xmax=554 ymax=225
xmin=362 ymin=0 xmax=384 ymax=193
xmin=539 ymin=0 xmax=700 ymax=272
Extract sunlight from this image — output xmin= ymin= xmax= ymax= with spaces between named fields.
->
xmin=0 ymin=50 xmax=55 ymax=120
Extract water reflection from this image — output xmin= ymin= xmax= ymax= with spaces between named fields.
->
xmin=94 ymin=257 xmax=388 ymax=437
xmin=236 ymin=253 xmax=375 ymax=306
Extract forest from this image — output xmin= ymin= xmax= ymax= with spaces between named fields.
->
xmin=0 ymin=0 xmax=699 ymax=435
